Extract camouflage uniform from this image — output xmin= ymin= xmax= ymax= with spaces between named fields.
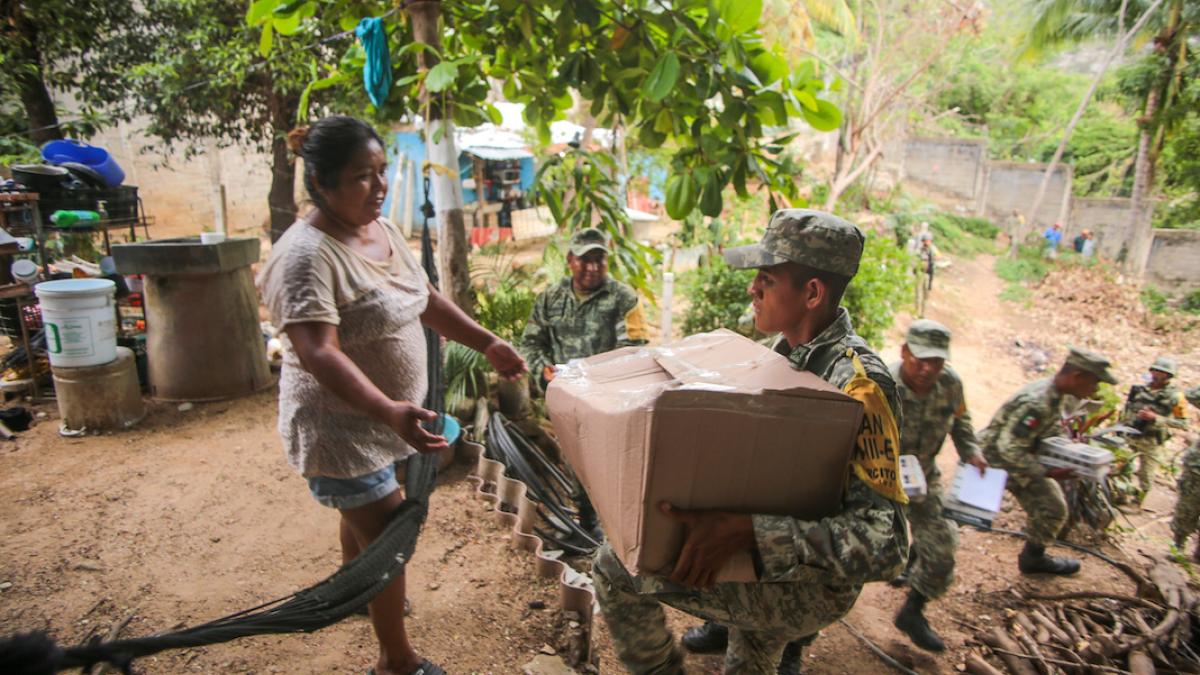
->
xmin=1121 ymin=358 xmax=1188 ymax=497
xmin=1170 ymin=386 xmax=1200 ymax=547
xmin=979 ymin=378 xmax=1069 ymax=546
xmin=979 ymin=349 xmax=1117 ymax=547
xmin=519 ymin=277 xmax=646 ymax=387
xmin=890 ymin=359 xmax=981 ymax=600
xmin=592 ymin=210 xmax=909 ymax=675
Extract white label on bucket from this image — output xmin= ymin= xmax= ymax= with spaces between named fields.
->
xmin=49 ymin=317 xmax=95 ymax=357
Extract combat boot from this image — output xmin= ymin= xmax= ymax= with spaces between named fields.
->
xmin=776 ymin=640 xmax=803 ymax=675
xmin=681 ymin=621 xmax=728 ymax=654
xmin=894 ymin=590 xmax=945 ymax=652
xmin=1018 ymin=542 xmax=1080 ymax=575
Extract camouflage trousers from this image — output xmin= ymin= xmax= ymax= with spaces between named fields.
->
xmin=1171 ymin=448 xmax=1200 ymax=546
xmin=908 ymin=478 xmax=957 ymax=599
xmin=1130 ymin=436 xmax=1164 ymax=498
xmin=1006 ymin=472 xmax=1068 ymax=547
xmin=592 ymin=543 xmax=860 ymax=674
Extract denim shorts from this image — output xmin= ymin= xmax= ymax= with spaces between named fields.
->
xmin=307 ymin=462 xmax=400 ymax=509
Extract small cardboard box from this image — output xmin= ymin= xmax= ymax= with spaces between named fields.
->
xmin=545 ymin=330 xmax=864 ymax=582
xmin=899 ymin=455 xmax=928 ymax=501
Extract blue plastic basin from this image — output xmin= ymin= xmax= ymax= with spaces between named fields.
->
xmin=41 ymin=139 xmax=125 ymax=187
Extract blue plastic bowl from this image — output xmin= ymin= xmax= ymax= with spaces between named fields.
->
xmin=440 ymin=414 xmax=462 ymax=445
xmin=41 ymin=139 xmax=125 ymax=187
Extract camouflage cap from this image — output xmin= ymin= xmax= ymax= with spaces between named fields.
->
xmin=569 ymin=227 xmax=609 ymax=257
xmin=905 ymin=319 xmax=951 ymax=360
xmin=1149 ymin=356 xmax=1177 ymax=377
xmin=723 ymin=209 xmax=864 ymax=278
xmin=1064 ymin=346 xmax=1117 ymax=385
xmin=1187 ymin=386 xmax=1200 ymax=409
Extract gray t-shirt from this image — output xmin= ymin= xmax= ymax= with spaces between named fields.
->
xmin=258 ymin=218 xmax=429 ymax=478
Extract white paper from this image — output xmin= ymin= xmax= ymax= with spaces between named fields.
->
xmin=956 ymin=464 xmax=1008 ymax=512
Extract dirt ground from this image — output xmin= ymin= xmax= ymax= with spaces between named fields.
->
xmin=2 ymin=238 xmax=1198 ymax=673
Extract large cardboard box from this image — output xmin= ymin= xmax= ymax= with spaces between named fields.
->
xmin=546 ymin=330 xmax=864 ymax=582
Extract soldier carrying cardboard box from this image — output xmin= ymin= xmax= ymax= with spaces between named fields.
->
xmin=591 ymin=209 xmax=910 ymax=675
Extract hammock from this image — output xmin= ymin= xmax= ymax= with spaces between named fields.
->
xmin=0 ymin=220 xmax=446 ymax=675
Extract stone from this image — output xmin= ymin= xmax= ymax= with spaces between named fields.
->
xmin=522 ymin=654 xmax=578 ymax=675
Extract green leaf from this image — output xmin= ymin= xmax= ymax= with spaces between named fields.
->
xmin=750 ymin=51 xmax=788 ymax=86
xmin=665 ymin=172 xmax=699 ymax=220
xmin=699 ymin=171 xmax=724 ymax=217
xmin=485 ymin=103 xmax=503 ymax=125
xmin=426 ymin=62 xmax=458 ymax=92
xmin=720 ymin=0 xmax=762 ymax=34
xmin=644 ymin=52 xmax=680 ymax=103
xmin=259 ymin=23 xmax=274 ymax=57
xmin=639 ymin=124 xmax=667 ymax=149
xmin=801 ymin=99 xmax=843 ymax=132
xmin=654 ymin=108 xmax=674 ymax=134
xmin=246 ymin=0 xmax=279 ymax=26
xmin=796 ymin=90 xmax=819 ymax=112
xmin=272 ymin=0 xmax=308 ymax=17
xmin=272 ymin=10 xmax=302 ymax=36
xmin=754 ymin=91 xmax=787 ymax=126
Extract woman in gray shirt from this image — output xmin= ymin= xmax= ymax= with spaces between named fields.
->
xmin=259 ymin=116 xmax=525 ymax=675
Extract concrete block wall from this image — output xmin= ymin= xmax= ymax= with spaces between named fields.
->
xmin=85 ymin=121 xmax=279 ymax=240
xmin=978 ymin=161 xmax=1072 ymax=230
xmin=900 ymin=137 xmax=986 ymax=199
xmin=1069 ymin=197 xmax=1153 ymax=262
xmin=1145 ymin=229 xmax=1200 ymax=292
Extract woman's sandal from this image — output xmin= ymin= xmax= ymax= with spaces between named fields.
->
xmin=366 ymin=661 xmax=445 ymax=675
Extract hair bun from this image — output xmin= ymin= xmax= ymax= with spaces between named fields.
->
xmin=286 ymin=126 xmax=310 ymax=154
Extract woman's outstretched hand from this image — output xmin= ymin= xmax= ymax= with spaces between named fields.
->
xmin=483 ymin=339 xmax=527 ymax=381
xmin=385 ymin=402 xmax=449 ymax=453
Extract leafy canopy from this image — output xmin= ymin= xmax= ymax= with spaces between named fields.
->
xmin=249 ymin=0 xmax=844 ymax=221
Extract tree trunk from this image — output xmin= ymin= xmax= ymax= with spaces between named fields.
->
xmin=1127 ymin=89 xmax=1158 ymax=271
xmin=11 ymin=11 xmax=63 ymax=145
xmin=409 ymin=0 xmax=474 ymax=316
xmin=1024 ymin=0 xmax=1161 ymax=260
xmin=265 ymin=78 xmax=299 ymax=242
xmin=1128 ymin=0 xmax=1181 ymax=274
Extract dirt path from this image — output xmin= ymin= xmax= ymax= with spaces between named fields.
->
xmin=0 ymin=394 xmax=561 ymax=674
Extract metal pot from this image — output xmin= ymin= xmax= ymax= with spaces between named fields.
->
xmin=10 ymin=164 xmax=69 ymax=194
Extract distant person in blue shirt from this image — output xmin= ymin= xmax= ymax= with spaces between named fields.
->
xmin=1043 ymin=222 xmax=1063 ymax=258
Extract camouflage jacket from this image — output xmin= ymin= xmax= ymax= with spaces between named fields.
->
xmin=752 ymin=308 xmax=908 ymax=585
xmin=979 ymin=378 xmax=1065 ymax=479
xmin=520 ymin=277 xmax=647 ymax=385
xmin=888 ymin=362 xmax=981 ymax=476
xmin=1121 ymin=383 xmax=1188 ymax=443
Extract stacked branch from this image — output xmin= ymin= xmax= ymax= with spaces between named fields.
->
xmin=967 ymin=559 xmax=1196 ymax=675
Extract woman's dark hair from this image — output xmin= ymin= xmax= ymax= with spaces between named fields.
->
xmin=287 ymin=115 xmax=385 ymax=210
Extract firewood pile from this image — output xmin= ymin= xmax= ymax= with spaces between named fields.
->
xmin=966 ymin=558 xmax=1197 ymax=675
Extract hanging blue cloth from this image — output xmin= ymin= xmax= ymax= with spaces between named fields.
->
xmin=355 ymin=17 xmax=392 ymax=108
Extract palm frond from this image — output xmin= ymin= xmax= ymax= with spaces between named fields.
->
xmin=802 ymin=0 xmax=861 ymax=44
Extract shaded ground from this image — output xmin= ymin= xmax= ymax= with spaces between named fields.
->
xmin=1 ymin=245 xmax=1196 ymax=674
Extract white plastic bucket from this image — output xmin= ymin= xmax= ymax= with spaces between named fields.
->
xmin=34 ymin=279 xmax=118 ymax=368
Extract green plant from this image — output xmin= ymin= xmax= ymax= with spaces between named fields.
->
xmin=843 ymin=233 xmax=913 ymax=348
xmin=1183 ymin=289 xmax=1200 ymax=314
xmin=1141 ymin=285 xmax=1171 ymax=315
xmin=995 ymin=245 xmax=1051 ymax=284
xmin=471 ymin=253 xmax=537 ymax=343
xmin=680 ymin=257 xmax=756 ymax=337
xmin=888 ymin=199 xmax=999 ymax=257
xmin=443 ymin=341 xmax=490 ymax=412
